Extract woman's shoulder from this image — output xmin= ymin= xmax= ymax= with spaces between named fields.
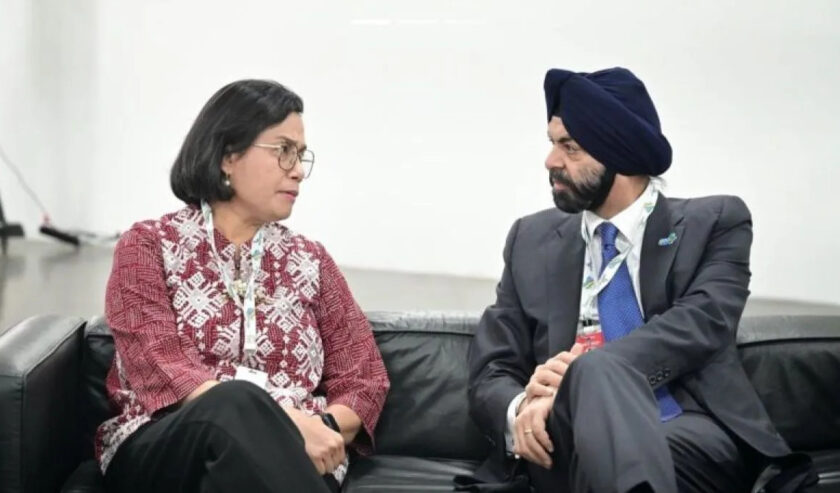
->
xmin=262 ymin=222 xmax=329 ymax=259
xmin=116 ymin=206 xmax=200 ymax=250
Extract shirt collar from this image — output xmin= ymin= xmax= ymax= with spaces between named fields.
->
xmin=581 ymin=180 xmax=657 ymax=246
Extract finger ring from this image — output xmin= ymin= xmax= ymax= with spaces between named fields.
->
xmin=524 ymin=429 xmax=533 ymax=434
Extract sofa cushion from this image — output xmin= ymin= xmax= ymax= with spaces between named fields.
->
xmin=75 ymin=312 xmax=840 ymax=491
xmin=65 ymin=455 xmax=479 ymax=493
xmin=78 ymin=312 xmax=491 ymax=462
xmin=737 ymin=316 xmax=840 ymax=451
xmin=367 ymin=311 xmax=489 ymax=461
xmin=61 ymin=460 xmax=105 ymax=493
xmin=342 ymin=455 xmax=479 ymax=493
xmin=79 ymin=316 xmax=115 ymax=460
xmin=805 ymin=450 xmax=840 ymax=492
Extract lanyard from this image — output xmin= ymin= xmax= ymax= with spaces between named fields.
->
xmin=200 ymin=201 xmax=265 ymax=357
xmin=580 ymin=184 xmax=658 ymax=320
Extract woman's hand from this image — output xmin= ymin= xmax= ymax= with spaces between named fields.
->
xmin=285 ymin=407 xmax=346 ymax=475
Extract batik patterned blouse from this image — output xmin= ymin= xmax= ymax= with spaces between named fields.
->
xmin=96 ymin=205 xmax=389 ymax=482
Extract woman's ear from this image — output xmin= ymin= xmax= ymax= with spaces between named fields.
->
xmin=221 ymin=151 xmax=237 ymax=177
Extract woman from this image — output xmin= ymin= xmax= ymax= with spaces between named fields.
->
xmin=97 ymin=80 xmax=390 ymax=493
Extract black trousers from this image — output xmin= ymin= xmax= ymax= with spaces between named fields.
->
xmin=527 ymin=350 xmax=760 ymax=493
xmin=104 ymin=380 xmax=337 ymax=493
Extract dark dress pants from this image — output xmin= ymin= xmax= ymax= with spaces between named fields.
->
xmin=527 ymin=350 xmax=759 ymax=493
xmin=104 ymin=380 xmax=338 ymax=493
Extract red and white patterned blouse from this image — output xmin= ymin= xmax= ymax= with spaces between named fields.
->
xmin=96 ymin=205 xmax=390 ymax=478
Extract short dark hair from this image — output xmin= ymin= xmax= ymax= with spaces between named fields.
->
xmin=170 ymin=79 xmax=304 ymax=205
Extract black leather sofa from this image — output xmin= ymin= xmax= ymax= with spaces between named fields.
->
xmin=1 ymin=312 xmax=838 ymax=493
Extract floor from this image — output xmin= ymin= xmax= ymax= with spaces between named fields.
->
xmin=1 ymin=239 xmax=839 ymax=332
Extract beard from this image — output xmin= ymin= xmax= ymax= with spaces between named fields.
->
xmin=549 ymin=166 xmax=616 ymax=213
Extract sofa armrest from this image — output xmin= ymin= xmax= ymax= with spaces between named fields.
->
xmin=0 ymin=315 xmax=86 ymax=493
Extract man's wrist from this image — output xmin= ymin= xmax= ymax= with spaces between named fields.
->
xmin=505 ymin=392 xmax=528 ymax=455
xmin=515 ymin=395 xmax=529 ymax=416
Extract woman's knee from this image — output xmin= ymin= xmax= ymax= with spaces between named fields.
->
xmin=182 ymin=380 xmax=277 ymax=423
xmin=177 ymin=381 xmax=306 ymax=454
xmin=203 ymin=380 xmax=272 ymax=404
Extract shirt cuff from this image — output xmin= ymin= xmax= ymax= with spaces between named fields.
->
xmin=505 ymin=391 xmax=527 ymax=456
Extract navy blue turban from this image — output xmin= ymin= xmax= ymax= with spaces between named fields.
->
xmin=544 ymin=67 xmax=672 ymax=176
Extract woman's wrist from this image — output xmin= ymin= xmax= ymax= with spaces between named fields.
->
xmin=185 ymin=380 xmax=219 ymax=403
xmin=319 ymin=412 xmax=341 ymax=433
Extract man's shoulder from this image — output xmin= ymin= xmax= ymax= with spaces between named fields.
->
xmin=508 ymin=194 xmax=750 ymax=240
xmin=513 ymin=207 xmax=578 ymax=238
xmin=666 ymin=194 xmax=750 ymax=224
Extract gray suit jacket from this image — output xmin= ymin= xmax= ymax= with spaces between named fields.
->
xmin=467 ymin=194 xmax=792 ymax=482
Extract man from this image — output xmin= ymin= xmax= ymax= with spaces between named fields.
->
xmin=466 ymin=68 xmax=810 ymax=493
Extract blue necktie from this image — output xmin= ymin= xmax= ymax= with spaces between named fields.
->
xmin=596 ymin=222 xmax=682 ymax=422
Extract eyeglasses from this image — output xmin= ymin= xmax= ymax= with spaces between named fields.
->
xmin=253 ymin=142 xmax=315 ymax=179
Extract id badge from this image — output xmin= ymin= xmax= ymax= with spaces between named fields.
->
xmin=234 ymin=366 xmax=268 ymax=389
xmin=576 ymin=323 xmax=605 ymax=352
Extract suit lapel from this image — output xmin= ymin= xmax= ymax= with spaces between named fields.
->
xmin=545 ymin=214 xmax=585 ymax=357
xmin=639 ymin=194 xmax=684 ymax=318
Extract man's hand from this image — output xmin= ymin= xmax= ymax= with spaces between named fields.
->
xmin=524 ymin=343 xmax=584 ymax=401
xmin=513 ymin=396 xmax=555 ymax=469
xmin=285 ymin=407 xmax=346 ymax=475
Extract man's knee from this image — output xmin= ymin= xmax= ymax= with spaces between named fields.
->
xmin=551 ymin=350 xmax=625 ymax=420
xmin=565 ymin=349 xmax=626 ymax=383
xmin=555 ymin=349 xmax=645 ymax=411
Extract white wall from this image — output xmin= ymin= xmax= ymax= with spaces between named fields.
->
xmin=1 ymin=0 xmax=98 ymax=239
xmin=2 ymin=0 xmax=839 ymax=304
